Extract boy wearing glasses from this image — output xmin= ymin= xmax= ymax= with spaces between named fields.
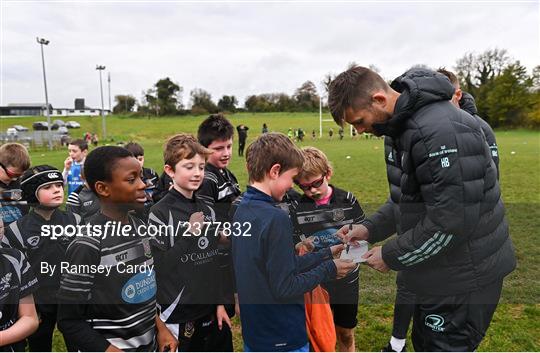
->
xmin=290 ymin=147 xmax=365 ymax=352
xmin=0 ymin=143 xmax=31 ymax=225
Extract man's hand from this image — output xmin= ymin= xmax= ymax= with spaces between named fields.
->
xmin=336 ymin=223 xmax=369 ymax=244
xmin=216 ymin=305 xmax=231 ymax=330
xmin=155 ymin=315 xmax=178 ymax=352
xmin=332 ymin=259 xmax=357 ymax=279
xmin=363 ymin=246 xmax=390 ymax=273
xmin=329 ymin=243 xmax=344 ymax=259
xmin=64 ymin=157 xmax=73 ymax=171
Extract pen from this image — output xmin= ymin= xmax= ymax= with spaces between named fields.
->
xmin=346 ymin=223 xmax=353 ymax=253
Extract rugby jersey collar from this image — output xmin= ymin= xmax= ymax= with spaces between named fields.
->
xmin=169 ymin=186 xmax=197 ymax=203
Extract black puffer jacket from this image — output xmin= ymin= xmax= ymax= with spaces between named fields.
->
xmin=364 ymin=69 xmax=515 ymax=296
xmin=460 ymin=91 xmax=500 ymax=176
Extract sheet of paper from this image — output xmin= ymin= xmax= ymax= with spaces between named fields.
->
xmin=340 ymin=241 xmax=369 ymax=263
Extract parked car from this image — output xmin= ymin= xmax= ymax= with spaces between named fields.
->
xmin=53 ymin=119 xmax=66 ymax=127
xmin=58 ymin=126 xmax=69 ymax=135
xmin=33 ymin=121 xmax=59 ymax=131
xmin=6 ymin=128 xmax=17 ymax=136
xmin=12 ymin=125 xmax=29 ymax=132
xmin=66 ymin=121 xmax=81 ymax=129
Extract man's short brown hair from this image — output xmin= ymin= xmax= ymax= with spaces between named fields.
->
xmin=246 ymin=133 xmax=303 ymax=183
xmin=295 ymin=147 xmax=332 ymax=181
xmin=328 ymin=66 xmax=389 ymax=126
xmin=163 ymin=133 xmax=212 ymax=169
xmin=437 ymin=67 xmax=460 ymax=88
xmin=0 ymin=143 xmax=30 ymax=171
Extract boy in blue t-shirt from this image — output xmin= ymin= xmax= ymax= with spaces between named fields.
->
xmin=62 ymin=139 xmax=88 ymax=195
xmin=232 ymin=133 xmax=356 ymax=352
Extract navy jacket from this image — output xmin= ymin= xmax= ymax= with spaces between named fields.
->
xmin=232 ymin=186 xmax=336 ymax=351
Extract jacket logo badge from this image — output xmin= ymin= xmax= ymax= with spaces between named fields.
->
xmin=425 ymin=314 xmax=445 ymax=332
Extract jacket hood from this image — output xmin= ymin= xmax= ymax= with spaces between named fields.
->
xmin=373 ymin=68 xmax=455 ymax=137
xmin=459 ymin=91 xmax=478 ymax=116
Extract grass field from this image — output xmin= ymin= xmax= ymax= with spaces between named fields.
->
xmin=1 ymin=113 xmax=539 ymax=351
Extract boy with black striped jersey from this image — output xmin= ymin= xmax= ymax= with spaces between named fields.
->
xmin=196 ymin=114 xmax=241 ymax=330
xmin=0 ymin=143 xmax=31 ymax=226
xmin=65 ymin=171 xmax=101 ymax=223
xmin=0 ymin=243 xmax=39 ymax=352
xmin=149 ymin=134 xmax=233 ymax=352
xmin=57 ymin=146 xmax=177 ymax=352
xmin=125 ymin=142 xmax=160 ymax=221
xmin=1 ymin=165 xmax=81 ymax=351
xmin=290 ymin=147 xmax=365 ymax=352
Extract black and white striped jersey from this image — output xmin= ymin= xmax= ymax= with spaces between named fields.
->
xmin=0 ymin=248 xmax=38 ymax=329
xmin=196 ymin=163 xmax=241 ymax=223
xmin=66 ymin=185 xmax=100 ymax=223
xmin=289 ymin=186 xmax=366 ymax=251
xmin=57 ymin=213 xmax=157 ymax=352
xmin=148 ymin=188 xmax=222 ymax=324
xmin=1 ymin=209 xmax=81 ymax=304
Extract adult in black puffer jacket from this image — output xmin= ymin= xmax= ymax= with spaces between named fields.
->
xmin=460 ymin=91 xmax=500 ymax=176
xmin=328 ymin=66 xmax=516 ymax=351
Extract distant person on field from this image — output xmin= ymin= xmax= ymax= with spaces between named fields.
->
xmin=262 ymin=123 xmax=269 ymax=134
xmin=236 ymin=124 xmax=249 ymax=157
xmin=62 ymin=139 xmax=88 ymax=196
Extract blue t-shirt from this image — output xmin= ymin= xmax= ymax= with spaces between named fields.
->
xmin=66 ymin=161 xmax=84 ymax=195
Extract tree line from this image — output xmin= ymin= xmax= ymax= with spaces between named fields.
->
xmin=113 ymin=48 xmax=539 ymax=128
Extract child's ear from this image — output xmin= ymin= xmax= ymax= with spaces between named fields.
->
xmin=269 ymin=164 xmax=281 ymax=180
xmin=94 ymin=181 xmax=110 ymax=198
xmin=326 ymin=169 xmax=333 ymax=181
xmin=164 ymin=164 xmax=175 ymax=179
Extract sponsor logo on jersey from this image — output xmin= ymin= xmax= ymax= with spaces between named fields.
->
xmin=0 ymin=273 xmax=12 ymax=291
xmin=121 ymin=271 xmax=156 ymax=304
xmin=332 ymin=209 xmax=345 ymax=222
xmin=27 ymin=236 xmax=40 ymax=247
xmin=198 ymin=237 xmax=209 ymax=250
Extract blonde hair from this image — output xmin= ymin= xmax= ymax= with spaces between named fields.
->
xmin=295 ymin=146 xmax=332 ymax=181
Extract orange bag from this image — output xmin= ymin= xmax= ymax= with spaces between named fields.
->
xmin=305 ymin=286 xmax=336 ymax=352
xmin=298 ymin=245 xmax=336 ymax=352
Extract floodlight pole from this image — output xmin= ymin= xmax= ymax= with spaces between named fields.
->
xmin=37 ymin=37 xmax=53 ymax=151
xmin=319 ymin=95 xmax=323 ymax=138
xmin=108 ymin=72 xmax=111 ymax=113
xmin=96 ymin=65 xmax=107 ymax=140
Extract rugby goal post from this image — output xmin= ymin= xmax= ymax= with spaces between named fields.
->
xmin=319 ymin=95 xmax=353 ymax=137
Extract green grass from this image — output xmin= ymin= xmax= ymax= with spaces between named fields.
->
xmin=2 ymin=113 xmax=538 ymax=351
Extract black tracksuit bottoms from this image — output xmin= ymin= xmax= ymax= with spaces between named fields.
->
xmin=411 ymin=279 xmax=503 ymax=352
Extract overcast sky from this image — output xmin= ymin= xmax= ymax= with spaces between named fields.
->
xmin=1 ymin=1 xmax=538 ymax=109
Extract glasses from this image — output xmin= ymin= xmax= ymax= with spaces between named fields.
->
xmin=296 ymin=174 xmax=326 ymax=191
xmin=0 ymin=163 xmax=23 ymax=180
